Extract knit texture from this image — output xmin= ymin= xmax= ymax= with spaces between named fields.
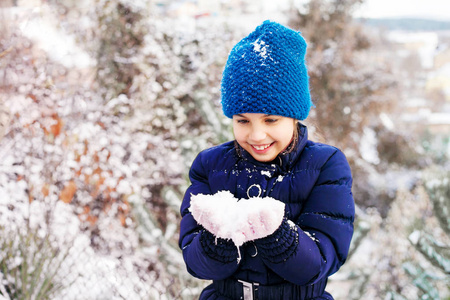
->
xmin=255 ymin=218 xmax=299 ymax=263
xmin=221 ymin=20 xmax=312 ymax=120
xmin=200 ymin=230 xmax=239 ymax=263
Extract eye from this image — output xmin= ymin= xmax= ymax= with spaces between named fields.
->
xmin=236 ymin=119 xmax=249 ymax=124
xmin=265 ymin=118 xmax=278 ymax=123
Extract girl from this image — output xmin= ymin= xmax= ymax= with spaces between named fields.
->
xmin=179 ymin=20 xmax=354 ymax=300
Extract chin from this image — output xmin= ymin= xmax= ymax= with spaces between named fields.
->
xmin=252 ymin=153 xmax=277 ymax=162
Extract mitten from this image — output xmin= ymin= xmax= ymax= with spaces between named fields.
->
xmin=254 ymin=218 xmax=299 ymax=263
xmin=199 ymin=229 xmax=239 ymax=263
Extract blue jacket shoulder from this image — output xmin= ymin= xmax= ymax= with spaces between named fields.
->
xmin=193 ymin=141 xmax=237 ymax=170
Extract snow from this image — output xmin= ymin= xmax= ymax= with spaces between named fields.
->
xmin=1 ymin=0 xmax=449 ymax=298
xmin=304 ymin=231 xmax=319 ymax=242
xmin=359 ymin=127 xmax=380 ymax=165
xmin=189 ymin=191 xmax=285 ymax=248
xmin=408 ymin=230 xmax=421 ymax=245
xmin=252 ymin=38 xmax=270 ymax=60
xmin=16 ymin=6 xmax=94 ymax=69
xmin=379 ymin=113 xmax=395 ymax=131
xmin=261 ymin=170 xmax=272 ymax=177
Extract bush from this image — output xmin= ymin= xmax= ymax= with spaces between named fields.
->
xmin=0 ymin=224 xmax=71 ymax=300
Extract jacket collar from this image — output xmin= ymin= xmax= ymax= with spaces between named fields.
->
xmin=236 ymin=123 xmax=308 ymax=172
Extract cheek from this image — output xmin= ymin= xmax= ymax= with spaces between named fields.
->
xmin=280 ymin=132 xmax=293 ymax=144
xmin=275 ymin=126 xmax=294 ymax=144
xmin=233 ymin=125 xmax=245 ymax=141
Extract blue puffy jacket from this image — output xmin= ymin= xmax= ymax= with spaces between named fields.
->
xmin=179 ymin=124 xmax=354 ymax=299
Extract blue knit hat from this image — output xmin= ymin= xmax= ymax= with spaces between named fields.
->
xmin=221 ymin=20 xmax=312 ymax=120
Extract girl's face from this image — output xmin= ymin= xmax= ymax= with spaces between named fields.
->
xmin=233 ymin=113 xmax=295 ymax=162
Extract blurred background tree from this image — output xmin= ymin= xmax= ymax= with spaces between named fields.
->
xmin=287 ymin=0 xmax=423 ymax=216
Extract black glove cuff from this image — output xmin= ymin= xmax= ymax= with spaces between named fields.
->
xmin=200 ymin=229 xmax=239 ymax=263
xmin=254 ymin=219 xmax=299 ymax=263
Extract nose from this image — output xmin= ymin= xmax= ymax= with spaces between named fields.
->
xmin=249 ymin=124 xmax=266 ymax=142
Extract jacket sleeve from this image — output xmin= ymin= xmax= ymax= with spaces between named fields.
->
xmin=178 ymin=151 xmax=240 ymax=280
xmin=255 ymin=148 xmax=355 ymax=285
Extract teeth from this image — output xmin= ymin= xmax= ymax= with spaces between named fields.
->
xmin=254 ymin=144 xmax=271 ymax=150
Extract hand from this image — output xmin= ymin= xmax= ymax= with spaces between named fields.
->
xmin=253 ymin=218 xmax=299 ymax=263
xmin=189 ymin=190 xmax=285 ymax=247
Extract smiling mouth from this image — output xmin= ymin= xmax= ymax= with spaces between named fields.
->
xmin=251 ymin=143 xmax=274 ymax=151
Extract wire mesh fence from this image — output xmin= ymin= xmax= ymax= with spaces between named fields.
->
xmin=0 ymin=196 xmax=208 ymax=300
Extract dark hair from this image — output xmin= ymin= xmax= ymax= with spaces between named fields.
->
xmin=281 ymin=120 xmax=299 ymax=155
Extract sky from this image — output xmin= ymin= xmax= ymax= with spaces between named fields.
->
xmin=262 ymin=0 xmax=450 ymax=24
xmin=354 ymin=0 xmax=450 ymax=20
